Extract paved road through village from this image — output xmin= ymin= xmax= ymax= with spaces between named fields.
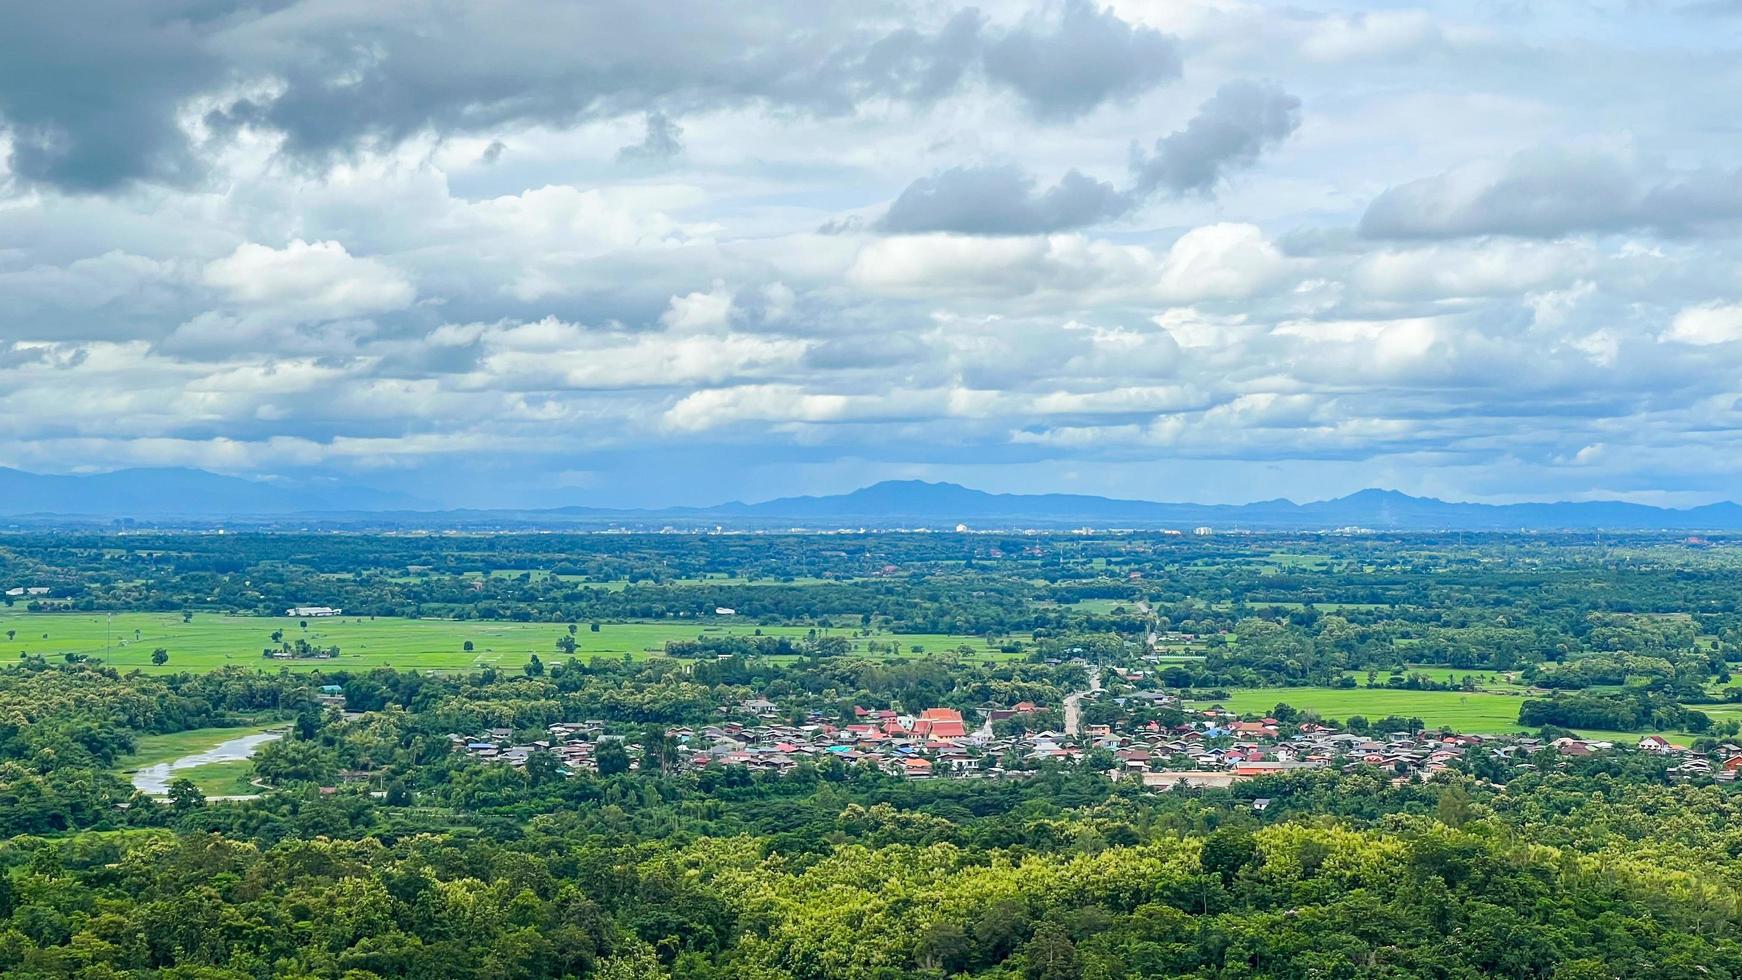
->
xmin=1063 ymin=665 xmax=1101 ymax=736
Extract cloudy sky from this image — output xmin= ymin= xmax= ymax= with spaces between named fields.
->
xmin=3 ymin=0 xmax=1742 ymax=509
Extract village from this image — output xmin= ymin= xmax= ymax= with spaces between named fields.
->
xmin=447 ymin=683 xmax=1741 ymax=787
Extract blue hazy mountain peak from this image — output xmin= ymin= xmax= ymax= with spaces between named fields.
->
xmin=0 ymin=471 xmax=1735 ymax=531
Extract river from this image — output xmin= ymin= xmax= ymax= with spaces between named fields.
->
xmin=131 ymin=730 xmax=284 ymax=796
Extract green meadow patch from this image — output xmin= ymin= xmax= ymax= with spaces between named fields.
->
xmin=1204 ymin=686 xmax=1536 ymax=733
xmin=1 ymin=611 xmax=994 ymax=674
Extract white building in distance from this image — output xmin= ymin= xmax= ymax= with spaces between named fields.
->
xmin=286 ymin=606 xmax=342 ymax=617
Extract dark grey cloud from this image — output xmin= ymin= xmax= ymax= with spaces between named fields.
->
xmin=0 ymin=1 xmax=233 ymax=190
xmin=1359 ymin=149 xmax=1742 ymax=240
xmin=1130 ymin=80 xmax=1302 ymax=197
xmin=982 ymin=0 xmax=1182 ymax=120
xmin=879 ymin=165 xmax=1129 ymax=234
xmin=0 ymin=1 xmax=1181 ymax=191
xmin=876 ymin=80 xmax=1300 ymax=234
xmin=617 ymin=112 xmax=685 ymax=163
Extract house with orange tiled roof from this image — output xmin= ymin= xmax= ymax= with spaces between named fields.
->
xmin=928 ymin=719 xmax=967 ymax=739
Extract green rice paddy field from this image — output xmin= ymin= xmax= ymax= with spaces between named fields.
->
xmin=1211 ymin=686 xmax=1711 ymax=745
xmin=0 ymin=612 xmax=994 ymax=674
xmin=1212 ymin=687 xmax=1534 ymax=732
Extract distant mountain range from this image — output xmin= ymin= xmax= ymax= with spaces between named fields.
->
xmin=571 ymin=480 xmax=1742 ymax=531
xmin=1 ymin=470 xmax=1739 ymax=531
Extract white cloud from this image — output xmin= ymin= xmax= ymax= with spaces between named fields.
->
xmin=664 ymin=385 xmax=858 ymax=431
xmin=466 ymin=316 xmax=808 ymax=390
xmin=1353 ymin=241 xmax=1592 ymax=301
xmin=203 ymin=239 xmax=414 ymax=320
xmin=1155 ymin=223 xmax=1288 ymax=302
xmin=3 ymin=1 xmax=1742 ymax=504
xmin=660 ymin=283 xmax=735 ymax=331
xmin=1664 ymin=303 xmax=1742 ymax=346
xmin=846 ymin=223 xmax=1290 ymax=304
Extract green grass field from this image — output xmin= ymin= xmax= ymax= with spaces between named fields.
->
xmin=179 ymin=760 xmax=259 ymax=796
xmin=1203 ymin=686 xmax=1706 ymax=744
xmin=0 ymin=611 xmax=992 ymax=673
xmin=1206 ymin=686 xmax=1536 ymax=733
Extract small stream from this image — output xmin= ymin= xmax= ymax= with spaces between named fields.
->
xmin=131 ymin=730 xmax=284 ymax=795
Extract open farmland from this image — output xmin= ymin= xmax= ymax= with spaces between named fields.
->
xmin=1209 ymin=686 xmax=1702 ymax=744
xmin=0 ymin=611 xmax=994 ymax=673
xmin=1209 ymin=686 xmax=1539 ymax=734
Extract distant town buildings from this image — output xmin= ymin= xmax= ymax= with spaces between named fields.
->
xmin=444 ymin=675 xmax=1731 ymax=789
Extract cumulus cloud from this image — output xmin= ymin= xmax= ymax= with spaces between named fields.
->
xmin=1360 ymin=148 xmax=1742 ymax=239
xmin=1664 ymin=303 xmax=1742 ymax=345
xmin=1351 ymin=240 xmax=1596 ymax=300
xmin=849 ymin=223 xmax=1290 ymax=304
xmin=464 ymin=316 xmax=809 ymax=391
xmin=4 ymin=2 xmax=1742 ymax=506
xmin=660 ymin=284 xmax=735 ymax=332
xmin=1155 ymin=224 xmax=1290 ymax=302
xmin=202 ymin=240 xmax=414 ymax=320
xmin=664 ymin=385 xmax=858 ymax=432
xmin=876 ymin=80 xmax=1299 ymax=234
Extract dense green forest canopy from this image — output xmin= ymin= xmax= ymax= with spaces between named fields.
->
xmin=3 ymin=654 xmax=1742 ymax=978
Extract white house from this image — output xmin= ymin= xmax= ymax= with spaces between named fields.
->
xmin=286 ymin=606 xmax=342 ymax=618
xmin=1638 ymin=735 xmax=1676 ymax=754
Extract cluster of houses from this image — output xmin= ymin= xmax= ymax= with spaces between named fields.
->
xmin=443 ymin=689 xmax=1741 ymax=785
xmin=449 ymin=721 xmax=608 ymax=770
xmin=1599 ymin=732 xmax=1742 ymax=779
